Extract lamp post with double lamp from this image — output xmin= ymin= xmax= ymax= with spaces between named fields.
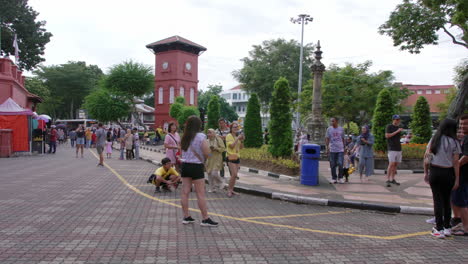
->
xmin=290 ymin=14 xmax=313 ymax=131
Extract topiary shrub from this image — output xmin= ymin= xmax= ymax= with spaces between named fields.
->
xmin=410 ymin=96 xmax=432 ymax=143
xmin=244 ymin=93 xmax=263 ymax=148
xmin=206 ymin=95 xmax=220 ymax=130
xmin=178 ymin=106 xmax=200 ymax=130
xmin=268 ymin=77 xmax=293 ymax=157
xmin=371 ymin=88 xmax=395 ymax=152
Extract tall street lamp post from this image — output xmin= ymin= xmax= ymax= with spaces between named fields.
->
xmin=291 ymin=14 xmax=313 ymax=131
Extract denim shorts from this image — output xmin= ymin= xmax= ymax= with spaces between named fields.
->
xmin=76 ymin=137 xmax=85 ymax=145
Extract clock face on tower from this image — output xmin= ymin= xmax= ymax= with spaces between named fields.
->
xmin=185 ymin=62 xmax=191 ymax=71
xmin=162 ymin=62 xmax=169 ymax=70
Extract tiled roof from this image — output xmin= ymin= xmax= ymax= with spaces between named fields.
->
xmin=230 ymin=85 xmax=243 ymax=90
xmin=146 ymin=35 xmax=207 ymax=51
xmin=400 ymin=84 xmax=454 ymax=113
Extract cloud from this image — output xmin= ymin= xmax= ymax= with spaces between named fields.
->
xmin=27 ymin=0 xmax=467 ymax=92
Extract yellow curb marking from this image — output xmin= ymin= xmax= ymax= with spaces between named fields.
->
xmin=161 ymin=198 xmax=230 ymax=202
xmin=241 ymin=211 xmax=351 ymax=220
xmin=90 ymin=150 xmax=430 ymax=240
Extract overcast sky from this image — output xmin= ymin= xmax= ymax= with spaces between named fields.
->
xmin=28 ymin=0 xmax=467 ymax=91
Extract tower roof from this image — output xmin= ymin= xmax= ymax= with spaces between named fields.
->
xmin=146 ymin=35 xmax=207 ymax=55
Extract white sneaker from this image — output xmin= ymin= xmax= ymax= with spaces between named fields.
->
xmin=338 ymin=179 xmax=345 ymax=184
xmin=329 ymin=179 xmax=337 ymax=184
xmin=425 ymin=217 xmax=436 ymax=224
xmin=443 ymin=228 xmax=452 ymax=237
xmin=431 ymin=227 xmax=445 ymax=239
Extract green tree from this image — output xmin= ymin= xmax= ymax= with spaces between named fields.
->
xmin=206 ymin=95 xmax=220 ymax=130
xmin=105 ymin=60 xmax=153 ymax=97
xmin=0 ymin=0 xmax=53 ymax=70
xmin=300 ymin=61 xmax=409 ymax=125
xmin=437 ymin=87 xmax=458 ymax=120
xmin=103 ymin=60 xmax=153 ymax=126
xmin=244 ymin=93 xmax=263 ymax=148
xmin=410 ymin=96 xmax=432 ymax=143
xmin=233 ymin=38 xmax=314 ymax=105
xmin=379 ymin=0 xmax=467 ymax=54
xmin=371 ymin=88 xmax=395 ymax=152
xmin=198 ymin=84 xmax=238 ymax=122
xmin=170 ymin=103 xmax=184 ymax=120
xmin=178 ymin=106 xmax=200 ymax=130
xmin=84 ymin=87 xmax=130 ymax=123
xmin=34 ymin=61 xmax=103 ymax=118
xmin=175 ymin=96 xmax=186 ymax=105
xmin=343 ymin=122 xmax=359 ymax=135
xmin=268 ymin=77 xmax=293 ymax=157
xmin=25 ymin=76 xmax=50 ymax=114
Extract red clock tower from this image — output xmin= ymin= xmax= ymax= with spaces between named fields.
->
xmin=146 ymin=36 xmax=207 ymax=129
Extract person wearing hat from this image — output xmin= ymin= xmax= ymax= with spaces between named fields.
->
xmin=385 ymin=115 xmax=404 ymax=187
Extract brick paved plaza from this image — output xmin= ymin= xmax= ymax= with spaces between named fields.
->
xmin=1 ymin=145 xmax=467 ymax=264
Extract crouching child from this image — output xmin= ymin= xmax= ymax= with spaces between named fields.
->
xmin=148 ymin=157 xmax=181 ymax=193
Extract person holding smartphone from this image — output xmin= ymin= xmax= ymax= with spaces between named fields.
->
xmin=226 ymin=123 xmax=244 ymax=197
xmin=385 ymin=115 xmax=404 ymax=187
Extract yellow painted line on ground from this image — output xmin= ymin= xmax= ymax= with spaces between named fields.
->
xmin=90 ymin=150 xmax=430 ymax=240
xmin=241 ymin=211 xmax=350 ymax=220
xmin=162 ymin=198 xmax=230 ymax=202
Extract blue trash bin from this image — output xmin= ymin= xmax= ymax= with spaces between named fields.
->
xmin=301 ymin=144 xmax=320 ymax=186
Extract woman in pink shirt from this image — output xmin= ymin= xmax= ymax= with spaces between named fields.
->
xmin=164 ymin=122 xmax=181 ymax=169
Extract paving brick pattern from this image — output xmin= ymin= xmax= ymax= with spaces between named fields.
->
xmin=0 ymin=145 xmax=467 ymax=264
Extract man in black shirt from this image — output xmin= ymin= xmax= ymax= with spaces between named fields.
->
xmin=452 ymin=114 xmax=468 ymax=236
xmin=385 ymin=115 xmax=404 ymax=187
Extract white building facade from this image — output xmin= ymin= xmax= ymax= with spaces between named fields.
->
xmin=220 ymin=85 xmax=270 ymax=128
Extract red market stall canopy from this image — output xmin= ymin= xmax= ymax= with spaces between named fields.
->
xmin=0 ymin=98 xmax=32 ymax=152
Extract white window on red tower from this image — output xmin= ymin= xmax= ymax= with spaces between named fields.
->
xmin=180 ymin=87 xmax=185 ymax=98
xmin=169 ymin=86 xmax=174 ymax=104
xmin=158 ymin=87 xmax=164 ymax=104
xmin=190 ymin=88 xmax=195 ymax=105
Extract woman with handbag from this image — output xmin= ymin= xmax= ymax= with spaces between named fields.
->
xmin=180 ymin=116 xmax=218 ymax=227
xmin=424 ymin=119 xmax=461 ymax=239
xmin=226 ymin=123 xmax=244 ymax=197
xmin=206 ymin=129 xmax=225 ymax=192
xmin=164 ymin=122 xmax=181 ymax=170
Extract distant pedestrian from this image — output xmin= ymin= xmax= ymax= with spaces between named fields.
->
xmin=356 ymin=125 xmax=374 ymax=181
xmin=106 ymin=129 xmax=113 ymax=159
xmin=57 ymin=129 xmax=64 ymax=144
xmin=48 ymin=125 xmax=57 ymax=154
xmin=85 ymin=128 xmax=92 ymax=148
xmin=119 ymin=128 xmax=126 ymax=160
xmin=226 ymin=122 xmax=244 ymax=197
xmin=91 ymin=131 xmax=97 ymax=148
xmin=95 ymin=123 xmax=106 ymax=167
xmin=325 ymin=117 xmax=345 ymax=184
xmin=343 ymin=150 xmax=351 ymax=182
xmin=424 ymin=119 xmax=461 ymax=239
xmin=216 ymin=118 xmax=230 ymax=178
xmin=69 ymin=129 xmax=77 ymax=148
xmin=124 ymin=129 xmax=133 ymax=160
xmin=180 ymin=115 xmax=218 ymax=227
xmin=164 ymin=122 xmax=180 ymax=170
xmin=75 ymin=125 xmax=85 ymax=158
xmin=385 ymin=115 xmax=404 ymax=187
xmin=133 ymin=128 xmax=140 ymax=160
xmin=206 ymin=129 xmax=225 ymax=193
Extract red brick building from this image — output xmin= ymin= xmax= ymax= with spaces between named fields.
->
xmin=146 ymin=36 xmax=206 ymax=129
xmin=399 ymin=83 xmax=454 ymax=113
xmin=0 ymin=58 xmax=42 ymax=110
